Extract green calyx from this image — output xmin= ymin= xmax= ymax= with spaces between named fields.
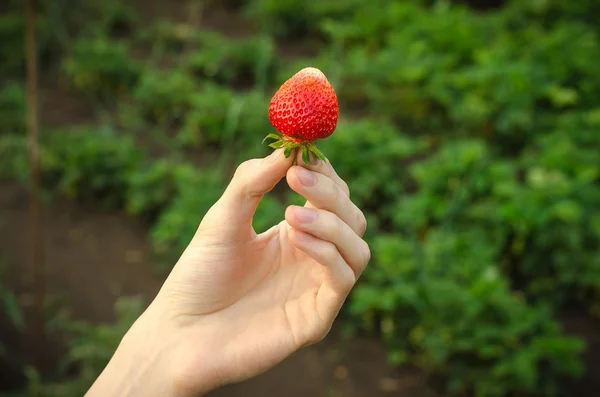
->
xmin=263 ymin=133 xmax=326 ymax=165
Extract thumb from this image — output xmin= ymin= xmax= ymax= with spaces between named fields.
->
xmin=200 ymin=149 xmax=293 ymax=237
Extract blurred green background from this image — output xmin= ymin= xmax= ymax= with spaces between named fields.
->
xmin=1 ymin=0 xmax=600 ymax=396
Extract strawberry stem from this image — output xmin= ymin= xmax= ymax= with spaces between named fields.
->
xmin=263 ymin=132 xmax=327 ymax=163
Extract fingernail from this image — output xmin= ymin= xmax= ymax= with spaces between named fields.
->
xmin=294 ymin=207 xmax=317 ymax=223
xmin=296 ymin=167 xmax=316 ymax=186
xmin=266 ymin=149 xmax=282 ymax=163
xmin=309 ymin=152 xmax=319 ymax=165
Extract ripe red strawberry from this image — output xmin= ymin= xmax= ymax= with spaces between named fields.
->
xmin=264 ymin=67 xmax=339 ymax=163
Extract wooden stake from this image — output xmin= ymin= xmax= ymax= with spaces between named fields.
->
xmin=25 ymin=0 xmax=45 ymax=370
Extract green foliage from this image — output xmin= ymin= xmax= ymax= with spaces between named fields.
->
xmin=0 ymin=12 xmax=30 ymax=77
xmin=150 ymin=166 xmax=225 ymax=261
xmin=41 ymin=0 xmax=137 ymax=40
xmin=129 ymin=67 xmax=272 ymax=153
xmin=316 ymin=1 xmax=600 ymax=394
xmin=132 ymin=68 xmax=197 ymax=124
xmin=320 ymin=119 xmax=429 ymax=211
xmin=235 ymin=90 xmax=273 ymax=150
xmin=352 ymin=232 xmax=585 ymax=396
xmin=510 ymin=119 xmax=600 ymax=304
xmin=0 ymin=134 xmax=30 ymax=182
xmin=75 ymin=0 xmax=138 ymax=37
xmin=40 ymin=127 xmax=143 ymax=208
xmin=125 ymin=159 xmax=178 ymax=218
xmin=135 ymin=19 xmax=196 ymax=52
xmin=245 ymin=0 xmax=357 ymax=39
xmin=389 ymin=134 xmax=600 ymax=306
xmin=187 ymin=31 xmax=277 ymax=89
xmin=21 ymin=296 xmax=145 ymax=397
xmin=0 ymin=263 xmax=24 ymax=333
xmin=1 ymin=126 xmax=141 ymax=207
xmin=63 ymin=36 xmax=139 ymax=100
xmin=508 ymin=0 xmax=600 ymax=34
xmin=254 ymin=195 xmax=285 ymax=234
xmin=317 ymin=1 xmax=600 ymax=142
xmin=0 ymin=82 xmax=26 ymax=135
xmin=0 ymin=11 xmax=52 ymax=77
xmin=180 ymin=86 xmax=274 ymax=156
xmin=177 ymin=83 xmax=235 ymax=148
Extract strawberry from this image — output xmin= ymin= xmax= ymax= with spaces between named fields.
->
xmin=264 ymin=67 xmax=339 ymax=163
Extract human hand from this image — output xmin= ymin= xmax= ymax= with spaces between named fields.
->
xmin=86 ymin=149 xmax=370 ymax=397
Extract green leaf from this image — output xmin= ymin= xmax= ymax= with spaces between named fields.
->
xmin=284 ymin=146 xmax=294 ymax=158
xmin=268 ymin=140 xmax=284 ymax=149
xmin=308 ymin=143 xmax=326 ymax=161
xmin=3 ymin=290 xmax=24 ymax=330
xmin=262 ymin=133 xmax=281 ymax=144
xmin=388 ymin=350 xmax=408 ymax=366
xmin=301 ymin=145 xmax=310 ymax=164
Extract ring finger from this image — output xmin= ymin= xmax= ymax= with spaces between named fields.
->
xmin=285 ymin=206 xmax=370 ymax=277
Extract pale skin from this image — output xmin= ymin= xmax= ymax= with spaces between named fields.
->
xmin=85 ymin=149 xmax=370 ymax=397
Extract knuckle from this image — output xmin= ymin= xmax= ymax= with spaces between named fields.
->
xmin=308 ymin=325 xmax=330 ymax=346
xmin=335 ymin=213 xmax=345 ymax=236
xmin=357 ymin=211 xmax=368 ymax=236
xmin=340 ymin=180 xmax=350 ymax=196
xmin=234 ymin=159 xmax=257 ymax=177
xmin=318 ymin=322 xmax=333 ymax=341
xmin=323 ymin=242 xmax=339 ymax=264
xmin=341 ymin=269 xmax=356 ymax=291
xmin=362 ymin=240 xmax=372 ymax=266
xmin=233 ymin=159 xmax=263 ymax=198
xmin=331 ymin=180 xmax=341 ymax=204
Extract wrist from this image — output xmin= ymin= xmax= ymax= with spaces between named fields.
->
xmin=85 ymin=300 xmax=214 ymax=397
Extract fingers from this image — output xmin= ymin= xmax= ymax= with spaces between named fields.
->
xmin=294 ymin=151 xmax=349 ymax=197
xmin=205 ymin=149 xmax=293 ymax=235
xmin=285 ymin=206 xmax=370 ymax=278
xmin=287 ymin=229 xmax=356 ymax=296
xmin=286 ymin=167 xmax=367 ymax=236
xmin=288 ymin=226 xmax=369 ymax=327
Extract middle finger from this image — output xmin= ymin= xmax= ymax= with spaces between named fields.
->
xmin=286 ymin=166 xmax=367 ymax=236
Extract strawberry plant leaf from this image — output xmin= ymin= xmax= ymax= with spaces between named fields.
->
xmin=269 ymin=141 xmax=284 ymax=149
